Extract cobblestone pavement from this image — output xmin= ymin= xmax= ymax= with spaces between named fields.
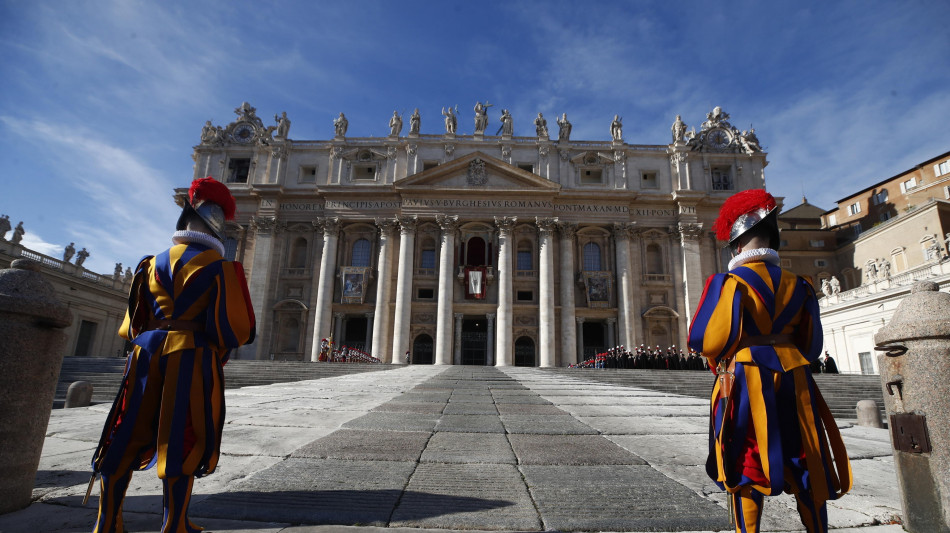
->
xmin=2 ymin=365 xmax=903 ymax=532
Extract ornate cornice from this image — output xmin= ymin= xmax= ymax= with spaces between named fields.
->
xmin=557 ymin=221 xmax=578 ymax=239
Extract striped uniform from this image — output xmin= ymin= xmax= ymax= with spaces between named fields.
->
xmin=91 ymin=242 xmax=255 ymax=533
xmin=688 ymin=260 xmax=851 ymax=533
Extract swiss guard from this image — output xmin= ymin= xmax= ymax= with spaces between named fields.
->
xmin=89 ymin=177 xmax=256 ymax=533
xmin=687 ymin=189 xmax=852 ymax=533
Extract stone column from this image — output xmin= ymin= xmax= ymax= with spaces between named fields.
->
xmin=537 ymin=217 xmax=557 ymax=367
xmin=372 ymin=218 xmax=397 ymax=362
xmin=486 ymin=312 xmax=496 ymax=366
xmin=678 ymin=222 xmax=704 ymax=347
xmin=558 ymin=221 xmax=578 ymax=366
xmin=364 ymin=312 xmax=374 ymax=353
xmin=628 ymin=228 xmax=644 ymax=344
xmin=612 ymin=222 xmax=634 ymax=348
xmin=576 ymin=317 xmax=585 ymax=362
xmin=333 ymin=312 xmax=345 ymax=349
xmin=391 ymin=216 xmax=417 ymax=364
xmin=435 ymin=215 xmax=459 ymax=365
xmin=494 ymin=216 xmax=517 ymax=366
xmin=246 ymin=215 xmax=280 ymax=360
xmin=310 ymin=218 xmax=340 ymax=361
xmin=454 ymin=312 xmax=464 ymax=365
xmin=607 ymin=317 xmax=617 ymax=348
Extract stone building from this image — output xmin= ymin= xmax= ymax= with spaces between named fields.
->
xmin=191 ymin=103 xmax=769 ymax=365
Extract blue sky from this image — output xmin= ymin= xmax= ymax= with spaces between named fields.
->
xmin=1 ymin=1 xmax=948 ymax=275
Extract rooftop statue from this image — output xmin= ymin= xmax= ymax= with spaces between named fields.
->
xmin=334 ymin=112 xmax=348 ymax=137
xmin=534 ymin=113 xmax=548 ymax=139
xmin=610 ymin=115 xmax=623 ymax=142
xmin=474 ymin=101 xmax=493 ymax=135
xmin=442 ymin=106 xmax=457 ymax=135
xmin=274 ymin=111 xmax=291 ymax=139
xmin=389 ymin=111 xmax=403 ymax=137
xmin=672 ymin=115 xmax=687 ymax=143
xmin=409 ymin=108 xmax=421 ymax=135
xmin=557 ymin=113 xmax=571 ymax=141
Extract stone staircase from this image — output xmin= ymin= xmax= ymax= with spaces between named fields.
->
xmin=542 ymin=367 xmax=886 ymax=422
xmin=53 ymin=357 xmax=399 ymax=408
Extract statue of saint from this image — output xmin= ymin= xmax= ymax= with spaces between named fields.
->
xmin=610 ymin=115 xmax=623 ymax=142
xmin=442 ymin=106 xmax=457 ymax=134
xmin=274 ymin=112 xmax=291 ymax=139
xmin=821 ymin=278 xmax=832 ymax=298
xmin=124 ymin=266 xmax=133 ymax=282
xmin=409 ymin=108 xmax=421 ymax=135
xmin=740 ymin=128 xmax=762 ymax=153
xmin=0 ymin=214 xmax=10 ymax=240
xmin=473 ymin=101 xmax=492 ymax=134
xmin=75 ymin=247 xmax=90 ymax=267
xmin=389 ymin=111 xmax=403 ymax=137
xmin=498 ymin=109 xmax=513 ymax=136
xmin=534 ymin=113 xmax=548 ymax=139
xmin=672 ymin=115 xmax=687 ymax=143
xmin=557 ymin=113 xmax=572 ymax=141
xmin=333 ymin=112 xmax=348 ymax=137
xmin=200 ymin=120 xmax=216 ymax=144
xmin=11 ymin=221 xmax=24 ymax=245
xmin=114 ymin=263 xmax=123 ymax=280
xmin=877 ymin=257 xmax=890 ymax=279
xmin=865 ymin=261 xmax=878 ymax=283
xmin=64 ymin=242 xmax=76 ymax=262
xmin=829 ymin=276 xmax=840 ymax=295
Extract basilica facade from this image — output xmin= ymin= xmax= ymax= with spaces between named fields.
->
xmin=189 ymin=103 xmax=768 ymax=365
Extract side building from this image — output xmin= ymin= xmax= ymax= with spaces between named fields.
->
xmin=192 ymin=103 xmax=769 ymax=366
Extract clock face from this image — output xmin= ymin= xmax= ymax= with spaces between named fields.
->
xmin=231 ymin=123 xmax=256 ymax=144
xmin=708 ymin=128 xmax=731 ymax=149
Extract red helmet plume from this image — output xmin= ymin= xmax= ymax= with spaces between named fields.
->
xmin=189 ymin=177 xmax=236 ymax=220
xmin=712 ymin=189 xmax=777 ymax=242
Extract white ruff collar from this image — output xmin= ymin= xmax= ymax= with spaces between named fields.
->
xmin=729 ymin=247 xmax=780 ymax=271
xmin=172 ymin=230 xmax=225 ymax=257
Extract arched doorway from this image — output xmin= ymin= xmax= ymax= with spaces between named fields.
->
xmin=514 ymin=337 xmax=535 ymax=367
xmin=412 ymin=334 xmax=434 ymax=364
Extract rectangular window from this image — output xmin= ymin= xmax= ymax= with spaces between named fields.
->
xmin=516 ymin=290 xmax=533 ymax=302
xmin=711 ymin=166 xmax=733 ymax=190
xmin=899 ymin=177 xmax=918 ymax=193
xmin=879 ymin=212 xmax=892 ymax=222
xmin=580 ymin=169 xmax=603 ymax=184
xmin=227 ymin=158 xmax=251 ymax=183
xmin=517 ymin=163 xmax=534 ymax=173
xmin=299 ymin=165 xmax=317 ymax=184
xmin=853 ymin=222 xmax=863 ymax=235
xmin=420 ymin=250 xmax=436 ymax=269
xmin=640 ymin=171 xmax=658 ymax=189
xmin=814 ymin=259 xmax=828 ymax=268
xmin=516 ymin=251 xmax=532 ymax=270
xmin=74 ymin=320 xmax=97 ymax=357
xmin=872 ymin=189 xmax=888 ymax=205
xmin=809 ymin=239 xmax=825 ymax=247
xmin=352 ymin=164 xmax=377 ymax=180
xmin=934 ymin=161 xmax=950 ymax=176
xmin=423 ymin=161 xmax=439 ymax=171
xmin=417 ymin=288 xmax=434 ymax=299
xmin=826 ymin=214 xmax=837 ymax=227
xmin=944 ymin=185 xmax=950 ymax=200
xmin=859 ymin=352 xmax=875 ymax=375
xmin=847 ymin=202 xmax=861 ymax=216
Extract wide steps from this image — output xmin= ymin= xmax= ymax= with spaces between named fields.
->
xmin=543 ymin=368 xmax=886 ymax=421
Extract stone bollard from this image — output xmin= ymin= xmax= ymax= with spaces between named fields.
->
xmin=874 ymin=280 xmax=950 ymax=532
xmin=855 ymin=399 xmax=883 ymax=428
xmin=64 ymin=381 xmax=94 ymax=408
xmin=0 ymin=259 xmax=72 ymax=515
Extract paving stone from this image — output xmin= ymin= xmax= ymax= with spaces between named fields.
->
xmin=508 ymin=434 xmax=646 ymax=465
xmin=521 ymin=464 xmax=731 ymax=532
xmin=227 ymin=408 xmax=366 ymax=429
xmin=442 ymin=402 xmax=498 ymax=415
xmin=369 ymin=401 xmax=446 ymax=414
xmin=577 ymin=415 xmax=708 ymax=435
xmin=292 ymin=429 xmax=431 ymax=461
xmin=342 ymin=412 xmax=439 ymax=432
xmin=390 ymin=463 xmax=541 ymax=530
xmin=435 ymin=414 xmax=505 ymax=433
xmin=492 ymin=395 xmax=552 ymax=405
xmin=448 ymin=388 xmax=493 ymax=396
xmin=420 ymin=432 xmax=516 ymax=464
xmin=494 ymin=403 xmax=566 ymax=415
xmin=447 ymin=394 xmax=495 ymax=403
xmin=500 ymin=415 xmax=597 ymax=435
xmin=393 ymin=391 xmax=451 ymax=403
xmin=606 ymin=433 xmax=708 ymax=466
xmin=193 ymin=458 xmax=416 ymax=525
xmin=220 ymin=424 xmax=331 ymax=457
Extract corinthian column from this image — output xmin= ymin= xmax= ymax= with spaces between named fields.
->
xmin=678 ymin=222 xmax=705 ymax=346
xmin=310 ymin=218 xmax=341 ymax=362
xmin=435 ymin=215 xmax=459 ymax=365
xmin=612 ymin=222 xmax=634 ymax=347
xmin=557 ymin=221 xmax=578 ymax=365
xmin=372 ymin=218 xmax=397 ymax=362
xmin=537 ymin=217 xmax=557 ymax=367
xmin=391 ymin=216 xmax=417 ymax=364
xmin=494 ymin=216 xmax=516 ymax=366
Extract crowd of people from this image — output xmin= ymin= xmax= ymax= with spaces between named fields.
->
xmin=317 ymin=338 xmax=381 ymax=363
xmin=570 ymin=344 xmax=709 ymax=371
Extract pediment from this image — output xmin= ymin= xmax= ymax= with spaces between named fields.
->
xmin=396 ymin=151 xmax=560 ymax=192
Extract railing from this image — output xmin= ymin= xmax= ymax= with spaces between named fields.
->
xmin=643 ymin=273 xmax=671 ymax=283
xmin=824 ymin=261 xmax=947 ymax=306
xmin=515 ymin=269 xmax=537 ymax=279
xmin=282 ymin=267 xmax=311 ymax=278
xmin=415 ymin=267 xmax=437 ymax=277
xmin=19 ymin=249 xmax=65 ymax=270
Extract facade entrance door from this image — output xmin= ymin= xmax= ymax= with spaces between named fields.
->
xmin=461 ymin=318 xmax=488 ymax=365
xmin=343 ymin=316 xmax=367 ymax=352
xmin=582 ymin=321 xmax=606 ymax=360
xmin=514 ymin=336 xmax=535 ymax=366
xmin=412 ymin=334 xmax=433 ymax=364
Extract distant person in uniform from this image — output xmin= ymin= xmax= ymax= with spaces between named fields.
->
xmin=823 ymin=352 xmax=839 ymax=374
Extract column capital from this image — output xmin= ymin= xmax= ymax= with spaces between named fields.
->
xmin=321 ymin=217 xmax=341 ymax=236
xmin=333 ymin=312 xmax=346 ymax=319
xmin=486 ymin=313 xmax=496 ymax=321
xmin=436 ymin=214 xmax=460 ymax=233
xmin=454 ymin=312 xmax=464 ymax=321
xmin=494 ymin=216 xmax=517 ymax=233
xmin=365 ymin=312 xmax=374 ymax=319
xmin=397 ymin=215 xmax=418 ymax=233
xmin=250 ymin=215 xmax=277 ymax=235
xmin=678 ymin=222 xmax=704 ymax=242
xmin=536 ymin=216 xmax=558 ymax=235
xmin=375 ymin=217 xmax=398 ymax=234
xmin=576 ymin=317 xmax=586 ymax=324
xmin=557 ymin=221 xmax=578 ymax=239
xmin=611 ymin=221 xmax=635 ymax=239
xmin=607 ymin=317 xmax=617 ymax=325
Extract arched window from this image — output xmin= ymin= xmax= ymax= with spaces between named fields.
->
xmin=583 ymin=242 xmax=602 ymax=271
xmin=465 ymin=236 xmax=487 ymax=266
xmin=352 ymin=238 xmax=371 ymax=267
xmin=289 ymin=237 xmax=308 ymax=268
xmin=646 ymin=243 xmax=663 ymax=274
